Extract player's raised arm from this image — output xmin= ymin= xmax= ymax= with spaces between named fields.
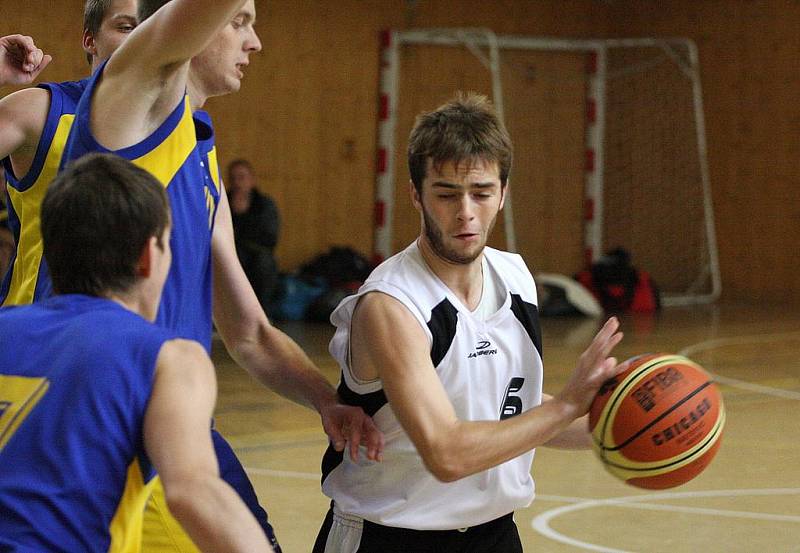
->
xmin=88 ymin=0 xmax=251 ymax=150
xmin=144 ymin=339 xmax=274 ymax=553
xmin=0 ymin=35 xmax=51 ymax=167
xmin=108 ymin=0 xmax=247 ymax=74
xmin=352 ymin=292 xmax=625 ymax=482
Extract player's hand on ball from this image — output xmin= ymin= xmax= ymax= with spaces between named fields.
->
xmin=557 ymin=316 xmax=629 ymax=415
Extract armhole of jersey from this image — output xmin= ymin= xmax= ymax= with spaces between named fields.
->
xmin=70 ymin=61 xmax=192 ymax=178
xmin=344 ymin=294 xmax=380 ymax=387
xmin=4 ymin=85 xmax=59 ymax=192
xmin=340 ymin=283 xmax=433 ymax=390
xmin=74 ymin=95 xmax=188 ymax=159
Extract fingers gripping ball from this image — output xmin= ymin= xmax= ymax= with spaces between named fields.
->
xmin=589 ymin=354 xmax=725 ymax=489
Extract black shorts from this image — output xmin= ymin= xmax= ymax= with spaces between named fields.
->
xmin=313 ymin=503 xmax=523 ymax=553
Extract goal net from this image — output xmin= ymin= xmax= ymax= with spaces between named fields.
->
xmin=374 ymin=30 xmax=721 ymax=306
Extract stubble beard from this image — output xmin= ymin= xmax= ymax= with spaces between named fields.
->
xmin=421 ymin=205 xmax=498 ymax=266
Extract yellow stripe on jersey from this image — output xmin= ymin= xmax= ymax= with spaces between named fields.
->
xmin=132 ymin=97 xmax=196 ymax=188
xmin=141 ymin=478 xmax=201 ymax=553
xmin=4 ymin=115 xmax=75 ymax=306
xmin=205 ymin=147 xmax=220 ymax=229
xmin=108 ymin=462 xmax=160 ymax=553
xmin=207 ymin=147 xmax=220 ymax=190
xmin=0 ymin=375 xmax=49 ymax=451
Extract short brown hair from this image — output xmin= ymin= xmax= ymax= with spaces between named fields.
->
xmin=407 ymin=92 xmax=513 ymax=193
xmin=84 ymin=0 xmax=114 ymax=35
xmin=42 ymin=153 xmax=170 ymax=297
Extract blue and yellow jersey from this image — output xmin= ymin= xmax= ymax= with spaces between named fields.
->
xmin=0 ymin=294 xmax=176 ymax=552
xmin=62 ymin=63 xmax=221 ymax=350
xmin=0 ymin=79 xmax=88 ymax=307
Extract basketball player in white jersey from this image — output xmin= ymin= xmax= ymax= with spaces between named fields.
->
xmin=313 ymin=92 xmax=628 ymax=552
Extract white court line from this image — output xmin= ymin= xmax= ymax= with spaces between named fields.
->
xmin=536 ymin=491 xmax=800 ymax=522
xmin=679 ymin=331 xmax=800 ymax=401
xmin=531 ymin=488 xmax=800 ymax=553
xmin=530 ymin=331 xmax=800 ymax=552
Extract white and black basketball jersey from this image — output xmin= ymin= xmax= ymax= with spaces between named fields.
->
xmin=321 ymin=241 xmax=544 ymax=530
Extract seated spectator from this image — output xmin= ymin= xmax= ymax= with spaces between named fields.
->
xmin=227 ymin=159 xmax=281 ymax=312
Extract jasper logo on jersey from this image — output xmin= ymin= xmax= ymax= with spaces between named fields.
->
xmin=468 ymin=339 xmax=497 ymax=359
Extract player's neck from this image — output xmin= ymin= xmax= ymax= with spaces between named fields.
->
xmin=417 ymin=237 xmax=484 ymax=310
xmin=107 ymin=289 xmax=158 ymax=322
xmin=186 ymin=80 xmax=209 ymax=112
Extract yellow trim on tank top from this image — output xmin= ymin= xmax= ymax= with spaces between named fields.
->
xmin=141 ymin=477 xmax=201 ymax=553
xmin=206 ymin=147 xmax=220 ymax=190
xmin=3 ymin=114 xmax=75 ymax=306
xmin=131 ymin=97 xmax=196 ymax=188
xmin=108 ymin=461 xmax=159 ymax=553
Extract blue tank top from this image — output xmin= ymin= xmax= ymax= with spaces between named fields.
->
xmin=62 ymin=62 xmax=221 ymax=350
xmin=0 ymin=294 xmax=176 ymax=552
xmin=0 ymin=79 xmax=89 ymax=307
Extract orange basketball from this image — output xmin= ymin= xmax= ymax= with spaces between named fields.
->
xmin=589 ymin=353 xmax=725 ymax=489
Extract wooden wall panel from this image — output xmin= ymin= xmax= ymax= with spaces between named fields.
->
xmin=0 ymin=0 xmax=88 ymax=85
xmin=606 ymin=0 xmax=800 ymax=304
xmin=215 ymin=0 xmax=609 ymax=271
xmin=15 ymin=1 xmax=798 ymax=304
xmin=1 ymin=0 xmax=608 ymax=274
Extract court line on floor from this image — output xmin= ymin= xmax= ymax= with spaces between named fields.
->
xmin=242 ymin=467 xmax=800 ymax=525
xmin=678 ymin=331 xmax=800 ymax=401
xmin=530 ymin=330 xmax=800 ymax=552
xmin=531 ymin=488 xmax=800 ymax=553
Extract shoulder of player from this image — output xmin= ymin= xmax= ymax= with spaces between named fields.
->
xmin=0 ymin=86 xmax=50 ymax=138
xmin=483 ymin=245 xmax=525 ymax=268
xmin=484 ymin=247 xmax=535 ymax=285
xmin=156 ymin=339 xmax=214 ymax=378
xmin=353 ymin=291 xmax=423 ymax=337
xmin=363 ymin=244 xmax=430 ymax=291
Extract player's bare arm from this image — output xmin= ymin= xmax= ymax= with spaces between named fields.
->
xmin=0 ymin=35 xmax=52 ymax=177
xmin=539 ymin=393 xmax=593 ymax=449
xmin=211 ymin=185 xmax=384 ymax=462
xmin=351 ymin=291 xmax=626 ymax=482
xmin=88 ymin=0 xmax=248 ymax=150
xmin=144 ymin=339 xmax=274 ymax=553
xmin=0 ymin=87 xmax=49 ymax=177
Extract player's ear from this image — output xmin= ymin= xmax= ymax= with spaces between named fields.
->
xmin=409 ymin=180 xmax=422 ymax=214
xmin=498 ymin=181 xmax=507 ymax=211
xmin=82 ymin=30 xmax=97 ymax=58
xmin=136 ymin=237 xmax=156 ymax=278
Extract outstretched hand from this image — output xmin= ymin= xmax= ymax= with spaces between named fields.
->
xmin=320 ymin=401 xmax=385 ymax=463
xmin=557 ymin=316 xmax=629 ymax=415
xmin=0 ymin=35 xmax=52 ymax=87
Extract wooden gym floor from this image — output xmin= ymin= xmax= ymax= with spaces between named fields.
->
xmin=211 ymin=302 xmax=800 ymax=552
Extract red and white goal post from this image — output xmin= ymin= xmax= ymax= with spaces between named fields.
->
xmin=374 ymin=29 xmax=721 ymax=307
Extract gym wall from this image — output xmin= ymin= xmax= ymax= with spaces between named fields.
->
xmin=2 ymin=0 xmax=796 ymax=305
